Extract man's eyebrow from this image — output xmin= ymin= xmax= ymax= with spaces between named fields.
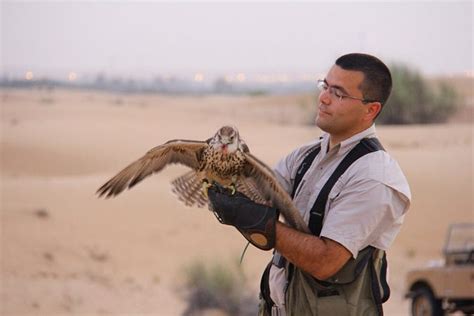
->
xmin=323 ymin=78 xmax=349 ymax=95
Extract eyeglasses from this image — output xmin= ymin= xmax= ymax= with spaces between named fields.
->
xmin=316 ymin=79 xmax=376 ymax=104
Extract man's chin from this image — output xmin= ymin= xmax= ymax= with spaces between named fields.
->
xmin=315 ymin=117 xmax=328 ymax=131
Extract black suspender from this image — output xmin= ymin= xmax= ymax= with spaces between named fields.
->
xmin=291 ymin=146 xmax=322 ymax=199
xmin=292 ymin=138 xmax=385 ymax=235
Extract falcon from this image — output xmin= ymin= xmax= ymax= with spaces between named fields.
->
xmin=97 ymin=126 xmax=309 ymax=233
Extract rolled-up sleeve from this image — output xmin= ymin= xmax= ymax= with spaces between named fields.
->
xmin=320 ymin=177 xmax=409 ymax=258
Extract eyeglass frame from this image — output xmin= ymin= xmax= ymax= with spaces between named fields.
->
xmin=316 ymin=79 xmax=378 ymax=104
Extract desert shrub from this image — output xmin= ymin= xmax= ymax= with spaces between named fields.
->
xmin=378 ymin=64 xmax=460 ymax=124
xmin=181 ymin=259 xmax=257 ymax=316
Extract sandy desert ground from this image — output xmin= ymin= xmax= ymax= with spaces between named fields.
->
xmin=1 ymin=87 xmax=472 ymax=315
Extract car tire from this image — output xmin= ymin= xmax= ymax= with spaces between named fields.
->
xmin=411 ymin=287 xmax=444 ymax=316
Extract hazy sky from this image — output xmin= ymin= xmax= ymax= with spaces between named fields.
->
xmin=1 ymin=1 xmax=472 ymax=79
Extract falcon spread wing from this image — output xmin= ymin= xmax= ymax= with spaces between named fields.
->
xmin=97 ymin=139 xmax=208 ymax=198
xmin=97 ymin=125 xmax=308 ymax=233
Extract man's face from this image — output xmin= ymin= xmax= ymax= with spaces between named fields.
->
xmin=316 ymin=65 xmax=370 ymax=139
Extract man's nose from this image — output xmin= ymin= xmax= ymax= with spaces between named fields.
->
xmin=318 ymin=89 xmax=331 ymax=105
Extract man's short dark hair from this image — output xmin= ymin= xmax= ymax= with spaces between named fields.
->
xmin=335 ymin=53 xmax=392 ymax=105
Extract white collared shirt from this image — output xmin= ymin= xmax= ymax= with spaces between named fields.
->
xmin=269 ymin=124 xmax=411 ymax=310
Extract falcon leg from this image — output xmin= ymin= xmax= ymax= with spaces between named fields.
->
xmin=229 ymin=175 xmax=238 ymax=195
xmin=202 ymin=179 xmax=212 ymax=198
xmin=228 ymin=183 xmax=236 ymax=195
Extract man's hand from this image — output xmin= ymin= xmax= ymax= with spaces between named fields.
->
xmin=207 ymin=183 xmax=278 ymax=250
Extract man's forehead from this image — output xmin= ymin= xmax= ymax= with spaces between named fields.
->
xmin=326 ymin=65 xmax=365 ymax=90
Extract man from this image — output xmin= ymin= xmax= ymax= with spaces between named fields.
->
xmin=208 ymin=53 xmax=411 ymax=315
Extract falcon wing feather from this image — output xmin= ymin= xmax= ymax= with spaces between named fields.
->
xmin=236 ymin=178 xmax=272 ymax=206
xmin=243 ymin=152 xmax=310 ymax=233
xmin=97 ymin=140 xmax=208 ymax=198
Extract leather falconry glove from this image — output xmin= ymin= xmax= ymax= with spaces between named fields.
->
xmin=207 ymin=183 xmax=277 ymax=251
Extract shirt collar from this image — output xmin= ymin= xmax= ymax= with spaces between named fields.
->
xmin=320 ymin=124 xmax=377 ymax=156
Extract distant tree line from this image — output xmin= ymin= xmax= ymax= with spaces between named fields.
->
xmin=378 ymin=64 xmax=460 ymax=124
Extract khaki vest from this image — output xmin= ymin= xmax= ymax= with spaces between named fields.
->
xmin=259 ymin=247 xmax=389 ymax=316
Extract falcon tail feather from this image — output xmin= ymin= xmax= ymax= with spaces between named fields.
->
xmin=171 ymin=171 xmax=208 ymax=208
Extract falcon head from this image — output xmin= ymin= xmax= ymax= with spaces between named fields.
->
xmin=211 ymin=125 xmax=244 ymax=154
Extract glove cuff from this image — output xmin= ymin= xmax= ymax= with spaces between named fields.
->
xmin=236 ymin=207 xmax=277 ymax=251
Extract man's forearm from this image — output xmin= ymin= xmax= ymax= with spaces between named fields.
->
xmin=275 ymin=222 xmax=351 ymax=280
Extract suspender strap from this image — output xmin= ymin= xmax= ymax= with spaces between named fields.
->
xmin=259 ymin=261 xmax=275 ymax=311
xmin=380 ymin=252 xmax=391 ymax=303
xmin=290 ymin=146 xmax=321 ymax=199
xmin=308 ymin=138 xmax=384 ymax=235
xmin=372 ymin=249 xmax=391 ymax=304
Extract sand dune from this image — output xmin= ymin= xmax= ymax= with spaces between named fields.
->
xmin=1 ymin=88 xmax=472 ymax=315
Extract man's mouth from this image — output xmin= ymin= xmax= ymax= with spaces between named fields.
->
xmin=318 ymin=108 xmax=331 ymax=116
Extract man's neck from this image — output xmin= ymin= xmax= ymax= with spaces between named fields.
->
xmin=327 ymin=125 xmax=373 ymax=151
xmin=328 ymin=138 xmax=340 ymax=151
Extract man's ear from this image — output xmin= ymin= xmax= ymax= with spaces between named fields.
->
xmin=365 ymin=102 xmax=382 ymax=121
